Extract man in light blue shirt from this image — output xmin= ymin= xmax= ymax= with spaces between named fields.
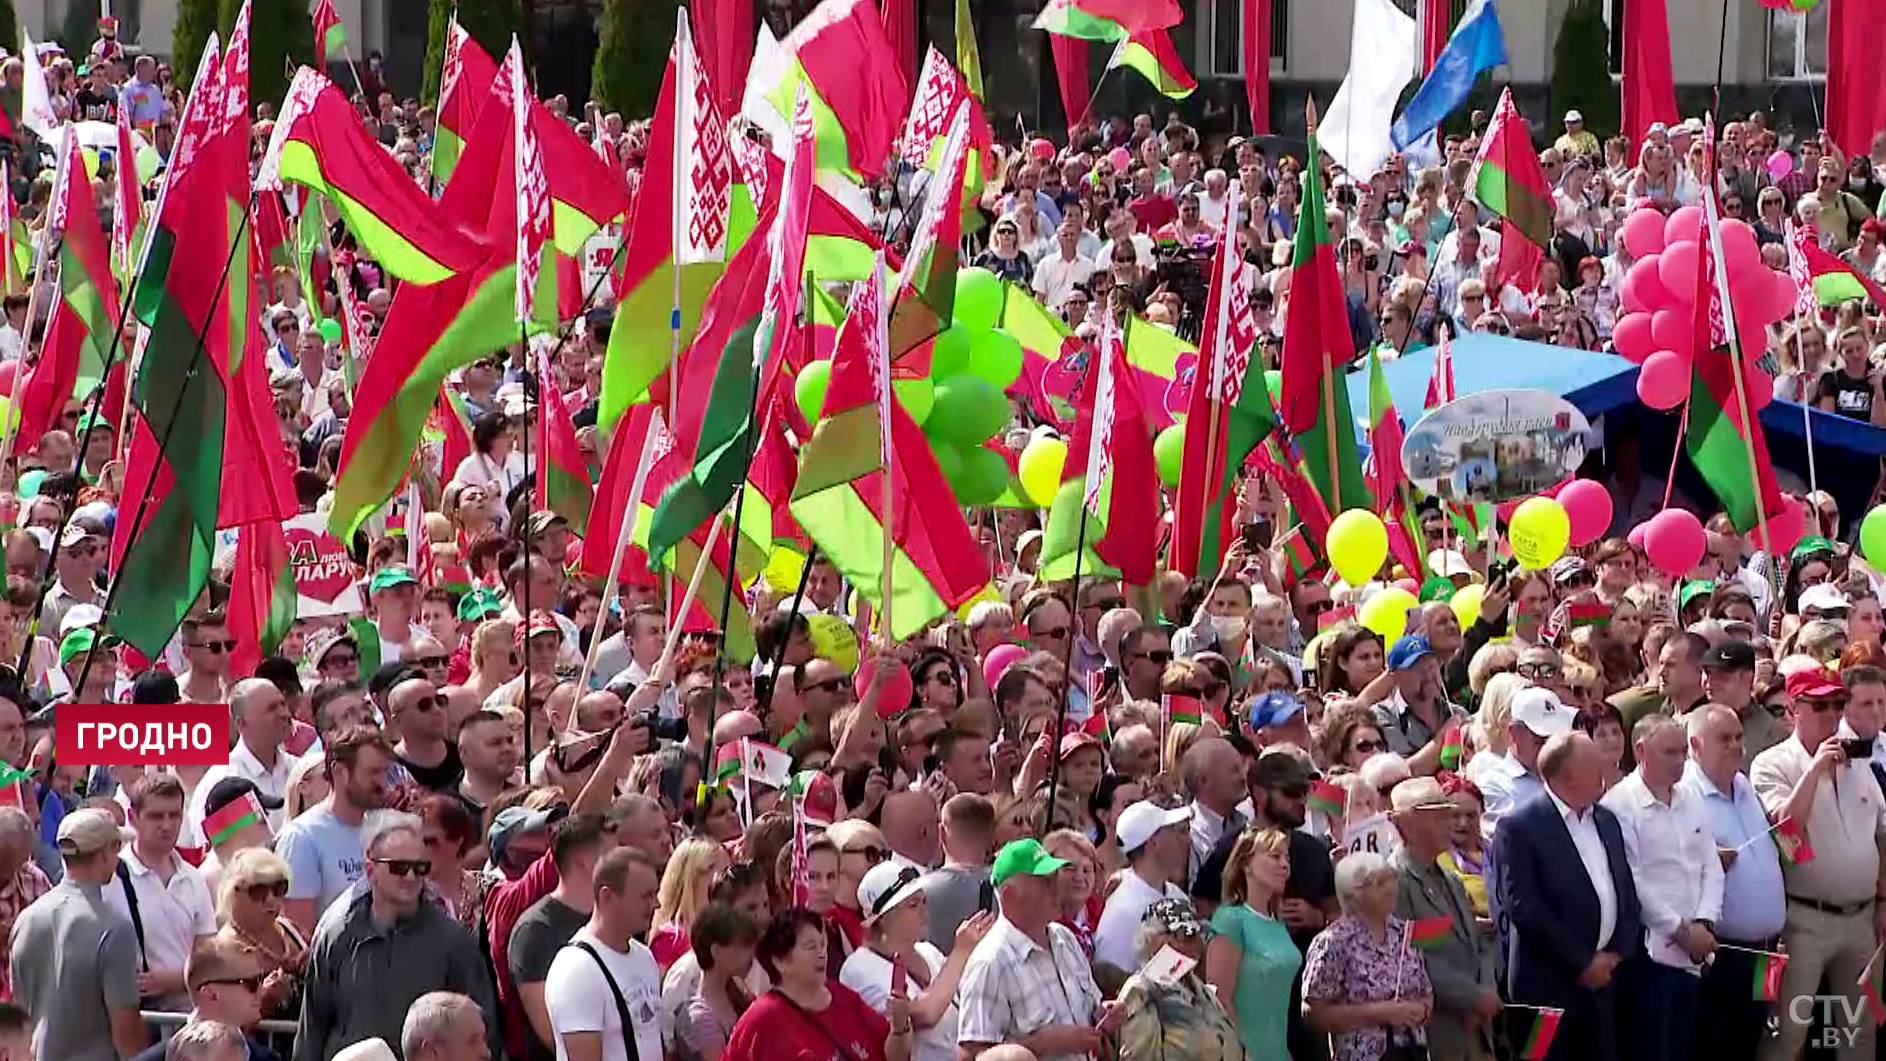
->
xmin=1677 ymin=705 xmax=1785 ymax=1061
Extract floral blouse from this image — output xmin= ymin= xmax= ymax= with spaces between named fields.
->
xmin=1114 ymin=972 xmax=1248 ymax=1061
xmin=1302 ymin=914 xmax=1434 ymax=1061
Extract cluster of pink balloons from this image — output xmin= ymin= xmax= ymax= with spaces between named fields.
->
xmin=1625 ymin=495 xmax=1809 ymax=577
xmin=1612 ymin=204 xmax=1799 ymax=411
xmin=1553 ymin=479 xmax=1614 ymax=547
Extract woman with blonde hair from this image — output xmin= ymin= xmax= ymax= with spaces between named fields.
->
xmin=215 ymin=847 xmax=309 ymax=1016
xmin=465 ymin=618 xmax=520 ymax=702
xmin=1206 ymin=828 xmax=1298 ymax=1061
xmin=1788 ymin=618 xmax=1850 ymax=665
xmin=652 ymin=836 xmax=733 ymax=971
xmin=283 ymin=753 xmax=329 ymax=821
xmin=1465 ymin=672 xmax=1528 ymax=786
xmin=1043 ymin=829 xmax=1104 ymax=956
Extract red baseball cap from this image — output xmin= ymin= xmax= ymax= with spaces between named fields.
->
xmin=1785 ymin=666 xmax=1847 ymax=702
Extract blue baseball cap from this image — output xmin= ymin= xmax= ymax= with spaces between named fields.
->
xmin=1247 ymin=690 xmax=1304 ymax=731
xmin=1387 ymin=635 xmax=1434 ymax=671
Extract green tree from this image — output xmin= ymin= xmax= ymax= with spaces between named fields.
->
xmin=1551 ymin=0 xmax=1619 ymax=139
xmin=217 ymin=0 xmax=314 ymax=113
xmin=422 ymin=0 xmax=452 ymax=103
xmin=172 ymin=0 xmax=220 ymax=81
xmin=591 ymin=0 xmax=678 ymax=118
xmin=57 ymin=0 xmax=93 ymax=56
xmin=0 ymin=0 xmax=15 ymax=63
xmin=455 ymin=0 xmax=522 ymax=71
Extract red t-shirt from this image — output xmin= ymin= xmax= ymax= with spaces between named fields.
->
xmin=1127 ymin=193 xmax=1177 ymax=233
xmin=484 ymin=849 xmax=561 ymax=1059
xmin=723 ymin=986 xmax=891 ymax=1061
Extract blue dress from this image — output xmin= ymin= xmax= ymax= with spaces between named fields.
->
xmin=1210 ymin=903 xmax=1302 ymax=1061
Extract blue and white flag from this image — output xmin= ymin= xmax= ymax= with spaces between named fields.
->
xmin=1389 ymin=0 xmax=1508 ymax=150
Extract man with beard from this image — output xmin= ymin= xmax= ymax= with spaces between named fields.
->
xmin=275 ymin=726 xmax=395 ymax=934
xmin=1191 ymin=749 xmax=1339 ymax=1061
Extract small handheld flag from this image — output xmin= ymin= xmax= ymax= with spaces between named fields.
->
xmin=1162 ymin=693 xmax=1204 ymax=726
xmin=1775 ymin=816 xmax=1815 ymax=866
xmin=1866 ymin=979 xmax=1886 ymax=1026
xmin=1405 ymin=915 xmax=1452 ymax=951
xmin=1518 ymin=1008 xmax=1563 ymax=1061
xmin=204 ymin=792 xmax=267 ymax=846
xmin=1438 ymin=721 xmax=1465 ymax=770
xmin=1307 ymin=779 xmax=1346 ymax=818
xmin=1754 ymin=951 xmax=1789 ymax=1002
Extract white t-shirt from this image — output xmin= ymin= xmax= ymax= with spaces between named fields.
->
xmin=839 ymin=943 xmax=957 ymax=1061
xmin=545 ymin=927 xmax=666 ymax=1061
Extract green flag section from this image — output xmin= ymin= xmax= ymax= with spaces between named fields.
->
xmin=600 ymin=10 xmax=739 ymax=430
xmin=312 ymin=0 xmax=345 ymax=67
xmin=1001 ymin=282 xmax=1082 ymax=421
xmin=19 ymin=128 xmax=119 ymax=453
xmin=1038 ymin=478 xmax=1116 ymax=581
xmin=0 ymin=160 xmax=23 ymax=296
xmin=765 ymin=0 xmax=907 ymax=178
xmin=790 ymin=258 xmax=989 ymax=638
xmin=1278 ymin=124 xmax=1371 ymax=512
xmin=1172 ymin=189 xmax=1274 ymax=577
xmin=259 ymin=68 xmax=491 ymax=285
xmin=1107 ymin=29 xmax=1195 ymax=99
xmin=433 ymin=17 xmax=498 ymax=187
xmin=110 ymin=38 xmax=235 ymax=656
xmin=1031 ymin=0 xmax=1182 ymax=40
xmin=648 ymin=96 xmax=814 ymax=569
xmin=1469 ymin=88 xmax=1551 ymax=291
xmin=228 ymin=519 xmax=296 ymax=677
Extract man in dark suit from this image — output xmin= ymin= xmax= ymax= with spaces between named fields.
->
xmin=1495 ymin=731 xmax=1642 ymax=1061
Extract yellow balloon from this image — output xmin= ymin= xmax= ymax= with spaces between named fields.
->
xmin=1017 ymin=437 xmax=1067 ymax=508
xmin=1326 ymin=509 xmax=1389 ymax=585
xmin=806 ymin=613 xmax=860 ymax=673
xmin=1449 ymin=583 xmax=1486 ymax=629
xmin=1509 ymin=497 xmax=1572 ymax=570
xmin=82 ymin=148 xmax=99 ymax=181
xmin=1360 ymin=587 xmax=1420 ymax=642
xmin=956 ymin=583 xmax=1002 ymax=622
xmin=762 ymin=544 xmax=807 ymax=594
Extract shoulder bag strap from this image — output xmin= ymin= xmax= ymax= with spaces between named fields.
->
xmin=569 ymin=941 xmax=642 ymax=1061
xmin=113 ymin=860 xmax=148 ymax=972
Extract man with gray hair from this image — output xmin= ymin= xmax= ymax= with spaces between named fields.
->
xmin=295 ymin=811 xmax=498 ymax=1061
xmin=191 ymin=677 xmax=294 ymax=836
xmin=1108 ymin=724 xmax=1159 ymax=783
xmin=401 ymin=992 xmax=489 ymax=1061
xmin=1248 ymin=592 xmax=1304 ymax=685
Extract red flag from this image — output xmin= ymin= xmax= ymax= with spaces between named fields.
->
xmin=1420 ymin=0 xmax=1449 ymax=73
xmin=1423 ymin=325 xmax=1456 ymax=410
xmin=227 ymin=520 xmax=295 ymax=679
xmin=691 ymin=0 xmax=754 ymax=118
xmin=1620 ymin=0 xmax=1677 ymax=155
xmin=578 ymin=403 xmax=668 ymax=587
xmin=1048 ymin=34 xmax=1091 ymax=135
xmin=1241 ymin=0 xmax=1270 ymax=133
xmin=879 ymin=0 xmax=918 ymax=88
xmin=1828 ymin=0 xmax=1886 ymax=158
xmin=535 ymin=346 xmax=595 ymax=530
xmin=311 ymin=0 xmax=344 ymax=69
xmin=1063 ymin=314 xmax=1159 ymax=583
xmin=217 ymin=221 xmax=298 ymax=530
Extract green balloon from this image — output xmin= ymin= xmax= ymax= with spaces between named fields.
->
xmin=795 ymin=361 xmax=832 ymax=425
xmin=1864 ymin=505 xmax=1886 ymax=571
xmin=1263 ymin=369 xmax=1282 ymax=399
xmin=929 ymin=436 xmax=963 ymax=485
xmin=954 ymin=267 xmax=1003 ymax=332
xmin=1153 ymin=423 xmax=1185 ymax=488
xmin=930 ymin=324 xmax=973 ymax=379
xmin=317 ymin=319 xmax=343 ymax=344
xmin=968 ymin=328 xmax=1024 ymax=388
xmin=895 ymin=376 xmax=935 ymax=426
xmin=955 ymin=446 xmax=1010 ymax=505
xmin=931 ymin=374 xmax=1009 ymax=446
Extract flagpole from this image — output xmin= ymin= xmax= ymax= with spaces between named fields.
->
xmin=1794 ymin=317 xmax=1819 ymax=494
xmin=0 ymin=130 xmax=70 ymax=482
xmin=1037 ymin=498 xmax=1086 ymax=838
xmin=1304 ymin=99 xmax=1343 ymax=513
xmin=758 ymin=542 xmax=820 ymax=717
xmin=66 ymin=206 xmax=250 ymax=696
xmin=574 ymin=410 xmax=666 ymax=696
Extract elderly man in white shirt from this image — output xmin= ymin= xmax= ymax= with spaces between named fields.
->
xmin=1601 ymin=713 xmax=1722 ymax=1061
xmin=189 ymin=678 xmax=295 ymax=837
xmin=1091 ymin=802 xmax=1190 ymax=974
xmin=1031 ymin=217 xmax=1096 ymax=313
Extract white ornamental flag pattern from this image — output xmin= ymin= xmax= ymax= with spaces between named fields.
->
xmin=730 ymin=125 xmax=770 ymax=205
xmin=900 ymin=47 xmax=958 ymax=168
xmin=509 ymin=41 xmax=551 ymax=325
xmin=1206 ymin=184 xmax=1256 ymax=407
xmin=895 ymin=102 xmax=970 ymax=296
xmin=1085 ymin=316 xmax=1121 ymax=516
xmin=675 ymin=12 xmax=731 ymax=265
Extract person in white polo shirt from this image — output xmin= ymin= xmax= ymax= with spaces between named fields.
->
xmin=841 ymin=859 xmax=992 ymax=1061
xmin=1092 ymin=802 xmax=1191 ymax=975
xmin=1478 ymin=686 xmax=1577 ymax=841
xmin=103 ymin=773 xmax=218 ymax=1012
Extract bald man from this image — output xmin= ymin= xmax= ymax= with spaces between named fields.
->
xmin=880 ymin=789 xmax=940 ymax=869
xmin=191 ymin=678 xmax=294 ymax=837
xmin=712 ymin=710 xmax=763 ymax=747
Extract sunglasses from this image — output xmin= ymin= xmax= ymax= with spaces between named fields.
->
xmin=1033 ymin=626 xmax=1070 ymax=640
xmin=1085 ymin=597 xmax=1125 ymax=612
xmin=844 ymin=844 xmax=889 ymax=864
xmin=925 ymin=670 xmax=957 ymax=686
xmin=203 ymin=975 xmax=266 ymax=993
xmin=323 ymin=652 xmax=358 ymax=668
xmin=1135 ymin=650 xmax=1174 ymax=666
xmin=806 ymin=678 xmax=847 ymax=695
xmin=191 ymin=639 xmax=237 ymax=653
xmin=1518 ymin=661 xmax=1561 ymax=680
xmin=403 ymin=695 xmax=443 ymax=714
xmin=1350 ymin=738 xmax=1385 ymax=754
xmin=1305 ymin=600 xmax=1336 ymax=616
xmin=372 ymin=857 xmax=432 ymax=877
xmin=243 ymin=880 xmax=290 ymax=901
xmin=411 ymin=655 xmax=449 ymax=669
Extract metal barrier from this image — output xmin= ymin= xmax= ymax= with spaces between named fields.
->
xmin=141 ymin=1011 xmax=299 ymax=1056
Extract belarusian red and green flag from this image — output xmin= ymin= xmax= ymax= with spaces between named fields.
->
xmin=889 ymin=101 xmax=971 ymax=364
xmin=1753 ymin=951 xmax=1789 ymax=1001
xmin=1032 ymin=0 xmax=1182 ymax=40
xmin=204 ymin=791 xmax=269 ymax=845
xmin=1518 ymin=1009 xmax=1562 ymax=1061
xmin=1107 ymin=28 xmax=1195 ymax=98
xmin=432 ymin=15 xmax=498 ymax=186
xmin=600 ymin=9 xmax=737 ymax=428
xmin=19 ymin=127 xmax=119 ymax=454
xmin=227 ymin=519 xmax=296 ymax=678
xmin=766 ymin=0 xmax=908 ymax=178
xmin=258 ymin=67 xmax=491 ymax=285
xmin=112 ymin=104 xmax=145 ymax=281
xmin=790 ymin=253 xmax=989 ymax=638
xmin=0 ymin=160 xmax=24 ymax=295
xmin=1366 ymin=347 xmax=1426 ymax=578
xmin=1278 ymin=118 xmax=1370 ymax=513
xmin=1172 ymin=182 xmax=1274 ymax=577
xmin=312 ymin=0 xmax=346 ymax=69
xmin=1468 ymin=88 xmax=1552 ymax=293
xmin=1042 ymin=310 xmax=1160 ymax=583
xmin=536 ymin=351 xmax=595 ymax=530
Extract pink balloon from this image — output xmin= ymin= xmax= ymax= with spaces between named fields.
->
xmin=1765 ymin=150 xmax=1794 ymax=180
xmin=1628 ymin=523 xmax=1649 ymax=551
xmin=1030 ymin=138 xmax=1055 ymax=161
xmin=1106 ymin=147 xmax=1131 ymax=171
xmin=1644 ymin=508 xmax=1706 ymax=577
xmin=1650 ymin=308 xmax=1694 ymax=353
xmin=1658 ymin=240 xmax=1700 ymax=298
xmin=981 ymin=643 xmax=1028 ymax=691
xmin=1664 ymin=205 xmax=1705 ymax=246
xmin=1721 ymin=218 xmax=1760 ymax=269
xmin=1638 ymin=350 xmax=1691 ymax=409
xmin=1622 ymin=208 xmax=1669 ymax=258
xmin=1759 ymin=495 xmax=1807 ymax=554
xmin=857 ymin=656 xmax=916 ymax=719
xmin=1558 ymin=479 xmax=1616 ymax=547
xmin=1613 ymin=312 xmax=1657 ymax=362
xmin=1769 ymin=269 xmax=1804 ymax=321
xmin=1623 ymin=255 xmax=1671 ymax=312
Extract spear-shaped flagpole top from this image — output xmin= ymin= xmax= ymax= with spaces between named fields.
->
xmin=1305 ymin=96 xmax=1319 ymax=136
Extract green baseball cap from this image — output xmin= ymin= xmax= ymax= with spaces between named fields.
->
xmin=1418 ymin=576 xmax=1456 ymax=603
xmin=455 ymin=588 xmax=503 ymax=622
xmin=74 ymin=410 xmax=113 ymax=436
xmin=58 ymin=627 xmax=117 ymax=666
xmin=1677 ymin=580 xmax=1714 ymax=611
xmin=990 ymin=838 xmax=1070 ymax=887
xmin=1791 ymin=536 xmax=1836 ymax=561
xmin=367 ymin=565 xmax=420 ymax=594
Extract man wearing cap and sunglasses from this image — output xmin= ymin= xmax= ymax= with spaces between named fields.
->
xmin=367 ymin=566 xmax=428 ymax=665
xmin=1478 ymin=687 xmax=1577 ymax=842
xmin=38 ymin=518 xmax=105 ymax=637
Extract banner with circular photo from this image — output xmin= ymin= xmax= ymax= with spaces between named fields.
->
xmin=1402 ymin=389 xmax=1592 ymax=504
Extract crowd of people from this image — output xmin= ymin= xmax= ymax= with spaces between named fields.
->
xmin=5 ymin=10 xmax=1886 ymax=1061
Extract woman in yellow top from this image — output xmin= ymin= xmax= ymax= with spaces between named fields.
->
xmin=1435 ymin=772 xmax=1491 ymax=926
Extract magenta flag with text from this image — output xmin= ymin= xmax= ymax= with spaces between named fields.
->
xmin=1049 ymin=33 xmax=1090 ymax=134
xmin=1828 ymin=0 xmax=1886 ymax=158
xmin=1241 ymin=0 xmax=1270 ymax=133
xmin=1621 ymin=0 xmax=1676 ymax=156
xmin=691 ymin=0 xmax=753 ymax=118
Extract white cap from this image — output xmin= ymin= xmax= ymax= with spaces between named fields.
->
xmin=1511 ymin=687 xmax=1575 ymax=738
xmin=857 ymin=860 xmax=928 ymax=923
xmin=1427 ymin=549 xmax=1475 ymax=579
xmin=1115 ymin=801 xmax=1192 ymax=855
xmin=331 ymin=1041 xmax=397 ymax=1061
xmin=60 ymin=604 xmax=104 ymax=636
xmin=1800 ymin=583 xmax=1850 ymax=615
xmin=1564 ymin=109 xmax=1584 ymax=124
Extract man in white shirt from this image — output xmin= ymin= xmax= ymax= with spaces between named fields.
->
xmin=1479 ymin=687 xmax=1575 ymax=841
xmin=1181 ymin=738 xmax=1244 ymax=886
xmin=1031 ymin=218 xmax=1096 ymax=313
xmin=1601 ymin=714 xmax=1722 ymax=1061
xmin=1199 ymin=169 xmax=1232 ymax=231
xmin=0 ymin=295 xmax=27 ymax=362
xmin=1092 ymin=802 xmax=1189 ymax=974
xmin=367 ymin=566 xmax=427 ymax=664
xmin=596 ymin=605 xmax=679 ymax=715
xmin=105 ymin=774 xmax=218 ymax=1012
xmin=1750 ymin=665 xmax=1886 ymax=1061
xmin=1096 ymin=210 xmax=1155 ymax=271
xmin=544 ymin=847 xmax=665 ymax=1061
xmin=190 ymin=678 xmax=295 ymax=837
